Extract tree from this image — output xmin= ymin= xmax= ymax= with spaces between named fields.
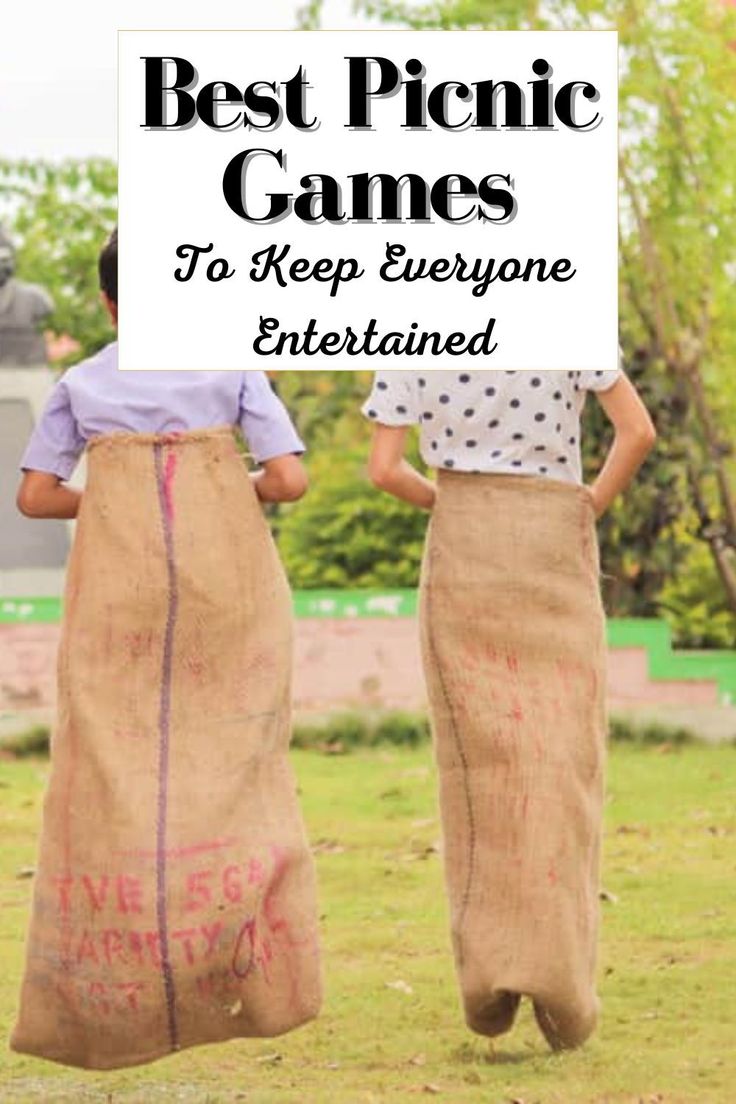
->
xmin=278 ymin=444 xmax=428 ymax=588
xmin=0 ymin=159 xmax=118 ymax=361
xmin=300 ymin=0 xmax=736 ymax=640
xmin=270 ymin=369 xmax=373 ymax=451
xmin=5 ymin=2 xmax=736 ymax=642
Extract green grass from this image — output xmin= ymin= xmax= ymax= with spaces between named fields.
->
xmin=1 ymin=743 xmax=735 ymax=1103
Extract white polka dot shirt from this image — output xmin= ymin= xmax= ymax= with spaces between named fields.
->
xmin=362 ymin=364 xmax=623 ymax=484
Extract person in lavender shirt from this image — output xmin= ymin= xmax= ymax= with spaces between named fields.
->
xmin=17 ymin=230 xmax=306 ymax=516
xmin=10 ymin=229 xmax=323 ymax=1068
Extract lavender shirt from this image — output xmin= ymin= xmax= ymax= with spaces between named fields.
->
xmin=20 ymin=342 xmax=305 ymax=480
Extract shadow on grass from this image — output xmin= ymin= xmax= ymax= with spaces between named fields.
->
xmin=451 ymin=1039 xmax=556 ymax=1067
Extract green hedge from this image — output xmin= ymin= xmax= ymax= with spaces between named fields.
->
xmin=2 ymin=711 xmax=708 ymax=759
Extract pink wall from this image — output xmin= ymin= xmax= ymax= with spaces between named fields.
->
xmin=0 ymin=619 xmax=720 ymax=722
xmin=0 ymin=624 xmax=57 ymax=711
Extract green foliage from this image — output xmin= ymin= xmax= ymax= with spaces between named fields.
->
xmin=301 ymin=0 xmax=549 ymax=29
xmin=3 ymin=0 xmax=736 ymax=643
xmin=296 ymin=0 xmax=325 ymax=28
xmin=584 ymin=349 xmax=692 ymax=614
xmin=290 ymin=709 xmax=694 ymax=752
xmin=658 ymin=536 xmax=736 ymax=648
xmin=608 ymin=714 xmax=695 ymax=747
xmin=274 ymin=371 xmax=432 ymax=590
xmin=278 ymin=444 xmax=428 ymax=588
xmin=373 ymin=709 xmax=429 ymax=747
xmin=271 ymin=370 xmax=372 ymax=450
xmin=292 ymin=709 xmax=430 ymax=751
xmin=0 ymin=159 xmax=117 ymax=360
xmin=323 ymin=0 xmax=736 ymax=635
xmin=293 ymin=710 xmax=370 ymax=750
xmin=0 ymin=711 xmax=704 ymax=757
xmin=0 ymin=725 xmax=50 ymax=758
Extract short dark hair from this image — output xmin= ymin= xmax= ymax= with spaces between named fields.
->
xmin=99 ymin=227 xmax=118 ymax=304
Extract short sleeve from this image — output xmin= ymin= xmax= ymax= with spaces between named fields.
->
xmin=238 ymin=372 xmax=305 ymax=463
xmin=19 ymin=377 xmax=85 ymax=480
xmin=578 ymin=346 xmax=625 ymax=392
xmin=361 ymin=371 xmax=419 ymax=425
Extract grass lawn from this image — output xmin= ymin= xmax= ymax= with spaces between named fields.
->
xmin=1 ymin=742 xmax=735 ymax=1103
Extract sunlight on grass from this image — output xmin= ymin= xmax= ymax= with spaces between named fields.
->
xmin=1 ymin=743 xmax=735 ymax=1102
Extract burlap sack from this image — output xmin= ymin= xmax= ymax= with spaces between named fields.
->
xmin=11 ymin=427 xmax=322 ymax=1070
xmin=419 ymin=470 xmax=607 ymax=1050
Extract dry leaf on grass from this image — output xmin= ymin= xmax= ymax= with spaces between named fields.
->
xmin=599 ymin=888 xmax=619 ymax=904
xmin=422 ymin=1084 xmax=442 ymax=1095
xmin=402 ymin=843 xmax=440 ymax=862
xmin=311 ymin=838 xmax=346 ymax=855
xmin=409 ymin=1053 xmax=427 ymax=1067
xmin=615 ymin=824 xmax=650 ymax=837
xmin=255 ymin=1052 xmax=283 ymax=1065
xmin=319 ymin=741 xmax=346 ymax=756
xmin=386 ymin=980 xmax=414 ymax=995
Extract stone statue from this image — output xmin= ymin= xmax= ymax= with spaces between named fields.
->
xmin=0 ymin=226 xmax=53 ymax=366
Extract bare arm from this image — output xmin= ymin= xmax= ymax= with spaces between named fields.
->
xmin=17 ymin=471 xmax=82 ymax=519
xmin=250 ymin=453 xmax=308 ymax=503
xmin=367 ymin=425 xmax=436 ymax=510
xmin=589 ymin=375 xmax=657 ymax=518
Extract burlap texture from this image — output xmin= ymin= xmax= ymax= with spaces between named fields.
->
xmin=419 ymin=470 xmax=607 ymax=1049
xmin=11 ymin=427 xmax=322 ymax=1069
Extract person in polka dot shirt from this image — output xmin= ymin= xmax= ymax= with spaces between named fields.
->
xmin=363 ymin=357 xmax=656 ymax=515
xmin=363 ymin=359 xmax=657 ymax=1052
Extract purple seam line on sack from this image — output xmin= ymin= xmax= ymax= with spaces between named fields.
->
xmin=153 ymin=442 xmax=180 ymax=1052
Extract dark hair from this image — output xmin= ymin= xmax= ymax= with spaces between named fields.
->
xmin=98 ymin=227 xmax=118 ymax=304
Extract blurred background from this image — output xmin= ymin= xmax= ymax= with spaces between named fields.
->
xmin=2 ymin=5 xmax=736 ymax=1102
xmin=1 ymin=0 xmax=735 ymax=735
